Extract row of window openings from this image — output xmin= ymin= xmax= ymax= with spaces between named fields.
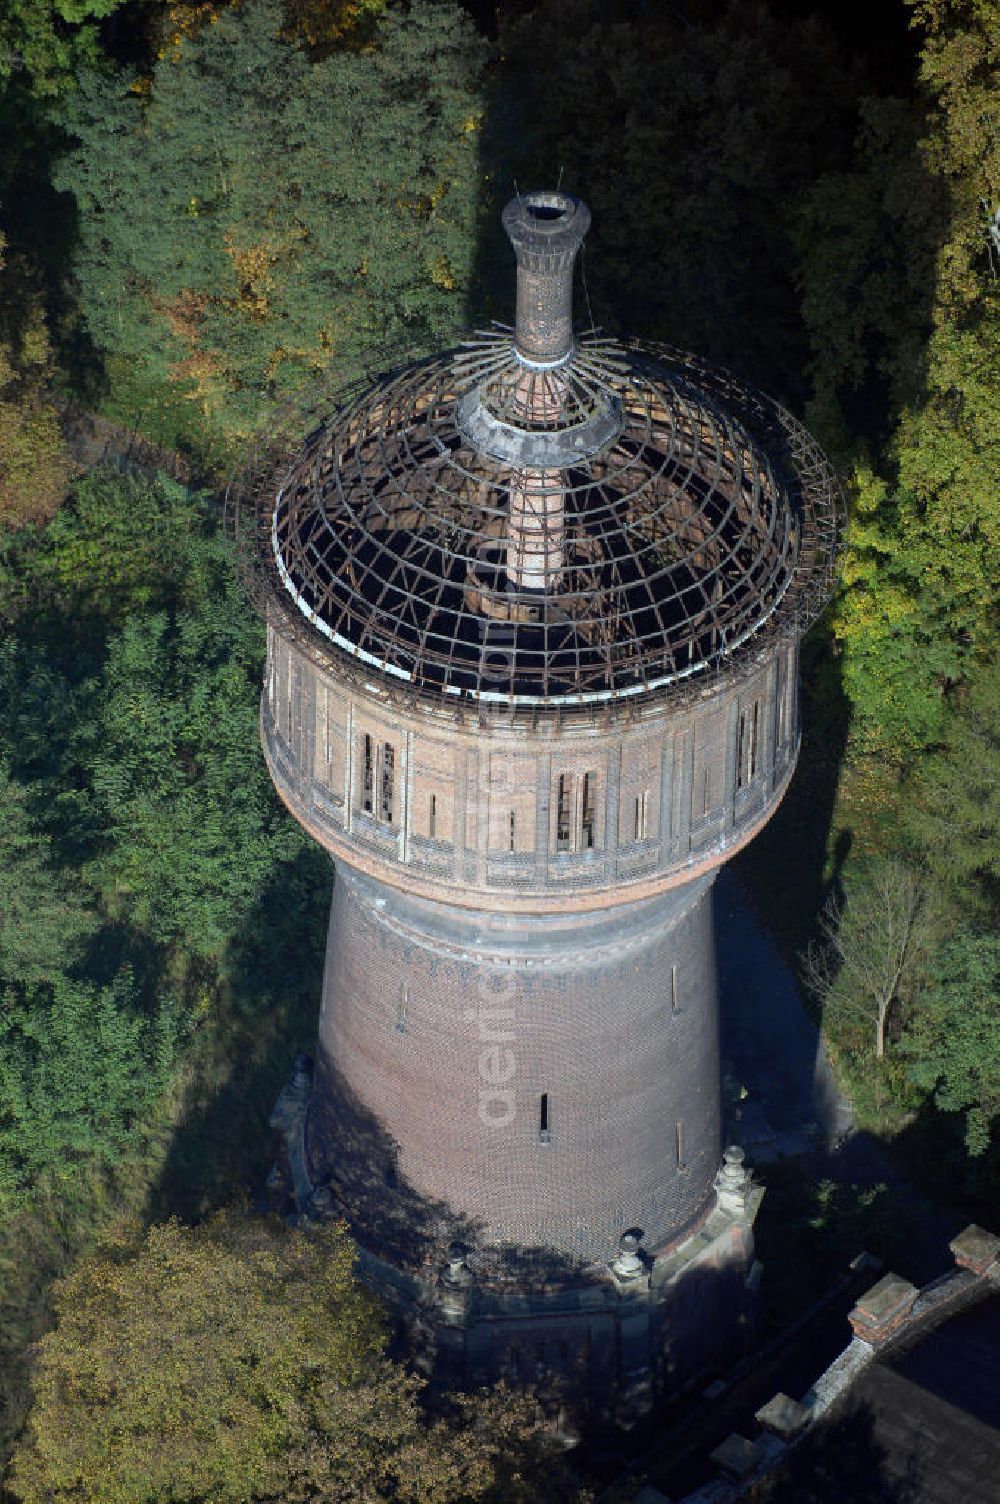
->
xmin=360 ymin=745 xmax=631 ymax=854
xmin=526 ymin=784 xmax=645 ymax=844
xmin=507 ymin=770 xmax=644 ymax=852
xmin=359 ymin=741 xmax=611 ymax=852
xmin=290 ymin=680 xmax=773 ymax=810
xmin=359 ymin=720 xmax=760 ymax=840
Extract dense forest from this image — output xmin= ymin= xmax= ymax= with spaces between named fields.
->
xmin=0 ymin=0 xmax=997 ymax=1497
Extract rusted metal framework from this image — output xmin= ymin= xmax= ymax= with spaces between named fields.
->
xmin=229 ymin=192 xmax=840 ymax=714
xmin=229 ymin=332 xmax=840 ymax=712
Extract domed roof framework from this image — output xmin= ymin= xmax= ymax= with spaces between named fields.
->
xmin=229 ymin=192 xmax=842 ymax=714
xmin=253 ymin=352 xmax=835 ymax=706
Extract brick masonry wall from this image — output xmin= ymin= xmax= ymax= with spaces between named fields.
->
xmin=264 ymin=620 xmax=800 ymax=915
xmin=307 ymin=866 xmax=720 ymax=1267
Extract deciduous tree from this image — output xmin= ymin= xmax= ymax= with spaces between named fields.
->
xmin=0 ymin=0 xmax=126 ymax=98
xmin=802 ymin=856 xmax=938 ymax=1059
xmin=8 ymin=1212 xmax=576 ymax=1503
xmin=904 ymin=657 xmax=1000 ymax=917
xmin=493 ymin=0 xmax=857 ymax=397
xmin=800 ymin=0 xmax=1000 ymax=755
xmin=0 ymin=467 xmax=312 ymax=957
xmin=905 ymin=932 xmax=1000 ymax=1157
xmin=0 ymin=230 xmax=69 ymax=529
xmin=0 ymin=969 xmax=178 ymax=1212
xmin=55 ymin=0 xmax=485 ymax=455
xmin=0 ymin=759 xmax=96 ymax=987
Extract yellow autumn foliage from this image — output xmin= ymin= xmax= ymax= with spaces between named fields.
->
xmin=0 ymin=232 xmax=70 ymax=530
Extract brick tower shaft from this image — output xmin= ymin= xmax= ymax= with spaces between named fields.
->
xmin=309 ymin=869 xmax=719 ymax=1265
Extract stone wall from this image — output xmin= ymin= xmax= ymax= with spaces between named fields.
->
xmin=272 ymin=1045 xmax=763 ymax=1427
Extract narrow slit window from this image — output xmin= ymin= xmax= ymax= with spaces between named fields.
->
xmin=634 ymin=789 xmax=649 ymax=841
xmin=428 ymin=792 xmax=437 ymax=838
xmin=556 ymin=774 xmax=572 ymax=852
xmin=702 ymin=767 xmax=711 ymax=816
xmin=380 ymin=742 xmax=395 ymax=824
xmin=362 ymin=733 xmax=374 ymax=813
xmin=322 ymin=688 xmax=330 ymax=767
xmin=580 ymin=771 xmax=596 ymax=849
xmin=676 ymin=1120 xmax=686 ymax=1170
xmin=539 ymin=1092 xmax=551 ymax=1142
xmin=737 ymin=703 xmax=760 ymax=790
xmin=509 ymin=809 xmax=516 ymax=852
xmin=396 ymin=981 xmax=409 ymax=1034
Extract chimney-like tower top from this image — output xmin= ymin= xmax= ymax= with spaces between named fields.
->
xmin=237 ymin=195 xmax=842 ymax=712
xmin=502 ymin=191 xmax=591 ymax=365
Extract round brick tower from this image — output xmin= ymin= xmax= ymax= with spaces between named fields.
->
xmin=232 ymin=192 xmax=841 ymax=1420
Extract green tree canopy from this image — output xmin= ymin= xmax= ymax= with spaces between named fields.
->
xmin=0 ymin=0 xmax=126 ymax=99
xmin=0 ymin=229 xmax=69 ymax=529
xmin=492 ymin=0 xmax=857 ymax=397
xmin=8 ymin=1212 xmax=572 ymax=1504
xmin=800 ymin=0 xmax=1000 ymax=754
xmin=0 ymin=969 xmax=178 ymax=1212
xmin=905 ymin=932 xmax=1000 ymax=1157
xmin=54 ymin=0 xmax=486 ymax=455
xmin=77 ymin=586 xmax=303 ymax=955
xmin=0 ymin=463 xmax=334 ymax=1462
xmin=904 ymin=657 xmax=1000 ymax=917
xmin=0 ymin=758 xmax=96 ymax=987
xmin=0 ymin=466 xmax=308 ymax=958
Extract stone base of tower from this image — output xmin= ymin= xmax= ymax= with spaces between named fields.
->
xmin=265 ymin=862 xmax=764 ymax=1422
xmin=269 ymin=1065 xmax=764 ymax=1429
xmin=389 ymin=1165 xmax=764 ymax=1430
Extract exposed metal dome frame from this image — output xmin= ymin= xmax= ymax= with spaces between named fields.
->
xmin=228 ymin=333 xmax=842 ymax=718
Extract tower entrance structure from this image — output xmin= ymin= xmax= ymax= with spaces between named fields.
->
xmin=232 ymin=193 xmax=841 ymax=1417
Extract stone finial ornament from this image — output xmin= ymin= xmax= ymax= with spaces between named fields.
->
xmin=612 ymin=1230 xmax=646 ymax=1280
xmin=715 ymin=1144 xmax=754 ymax=1218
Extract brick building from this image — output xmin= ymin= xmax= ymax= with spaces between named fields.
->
xmin=233 ymin=192 xmax=842 ymax=1419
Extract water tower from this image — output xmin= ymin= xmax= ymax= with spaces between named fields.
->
xmin=231 ymin=192 xmax=841 ymax=1419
